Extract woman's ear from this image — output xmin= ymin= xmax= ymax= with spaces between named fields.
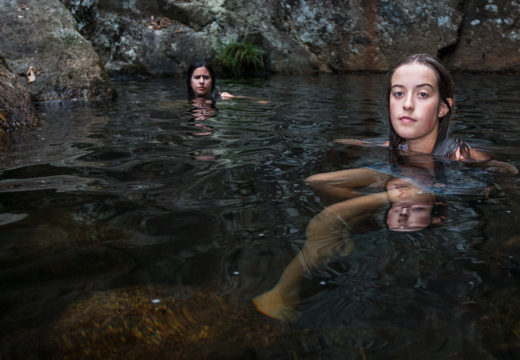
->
xmin=438 ymin=98 xmax=453 ymax=118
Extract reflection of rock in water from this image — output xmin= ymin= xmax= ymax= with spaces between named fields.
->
xmin=45 ymin=286 xmax=289 ymax=359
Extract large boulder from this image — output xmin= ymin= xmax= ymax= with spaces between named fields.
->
xmin=0 ymin=0 xmax=511 ymax=83
xmin=61 ymin=0 xmax=333 ymax=76
xmin=62 ymin=0 xmax=520 ymax=76
xmin=0 ymin=0 xmax=115 ymax=101
xmin=61 ymin=0 xmax=228 ymax=77
xmin=447 ymin=0 xmax=520 ymax=72
xmin=277 ymin=0 xmax=464 ymax=72
xmin=0 ymin=60 xmax=39 ymax=148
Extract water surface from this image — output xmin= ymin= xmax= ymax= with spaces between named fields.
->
xmin=1 ymin=74 xmax=519 ymax=358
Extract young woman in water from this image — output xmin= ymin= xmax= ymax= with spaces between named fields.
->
xmin=252 ymin=53 xmax=517 ymax=321
xmin=337 ymin=53 xmax=517 ymax=173
xmin=185 ymin=60 xmax=234 ymax=139
xmin=187 ymin=60 xmax=270 ymax=103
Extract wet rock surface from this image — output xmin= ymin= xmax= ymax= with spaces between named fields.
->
xmin=0 ymin=0 xmax=114 ymax=102
xmin=62 ymin=0 xmax=520 ymax=76
xmin=0 ymin=61 xmax=39 ymax=147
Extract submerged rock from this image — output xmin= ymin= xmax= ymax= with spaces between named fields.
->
xmin=43 ymin=286 xmax=289 ymax=359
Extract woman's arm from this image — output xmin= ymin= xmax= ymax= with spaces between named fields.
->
xmin=253 ymin=191 xmax=389 ymax=321
xmin=334 ymin=139 xmax=389 ymax=147
xmin=219 ymin=91 xmax=235 ymax=99
xmin=305 ymin=168 xmax=390 ymax=199
xmin=219 ymin=92 xmax=270 ymax=104
xmin=466 ymin=148 xmax=518 ymax=175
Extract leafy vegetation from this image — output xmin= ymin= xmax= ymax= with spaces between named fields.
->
xmin=216 ymin=41 xmax=265 ymax=76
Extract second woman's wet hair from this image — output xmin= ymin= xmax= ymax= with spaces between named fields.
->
xmin=384 ymin=53 xmax=455 ymax=153
xmin=186 ymin=60 xmax=217 ymax=100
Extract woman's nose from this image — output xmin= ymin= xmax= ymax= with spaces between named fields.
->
xmin=403 ymin=94 xmax=414 ymax=110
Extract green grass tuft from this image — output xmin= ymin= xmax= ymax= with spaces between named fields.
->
xmin=216 ymin=41 xmax=265 ymax=76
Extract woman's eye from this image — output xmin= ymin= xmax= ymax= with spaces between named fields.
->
xmin=418 ymin=92 xmax=428 ymax=98
xmin=393 ymin=91 xmax=404 ymax=97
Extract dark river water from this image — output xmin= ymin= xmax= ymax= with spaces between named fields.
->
xmin=1 ymin=74 xmax=519 ymax=359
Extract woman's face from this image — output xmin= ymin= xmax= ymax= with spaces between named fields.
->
xmin=389 ymin=62 xmax=450 ymax=151
xmin=190 ymin=66 xmax=213 ymax=98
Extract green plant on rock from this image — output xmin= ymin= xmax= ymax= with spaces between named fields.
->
xmin=216 ymin=41 xmax=265 ymax=76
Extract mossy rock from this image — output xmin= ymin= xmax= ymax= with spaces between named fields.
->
xmin=44 ymin=286 xmax=290 ymax=359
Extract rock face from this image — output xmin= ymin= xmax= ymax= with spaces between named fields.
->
xmin=61 ymin=0 xmax=520 ymax=76
xmin=60 ymin=0 xmax=224 ymax=78
xmin=0 ymin=60 xmax=39 ymax=147
xmin=261 ymin=0 xmax=463 ymax=73
xmin=447 ymin=0 xmax=520 ymax=72
xmin=0 ymin=0 xmax=114 ymax=101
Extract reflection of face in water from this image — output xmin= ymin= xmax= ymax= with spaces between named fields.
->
xmin=189 ymin=98 xmax=218 ymax=160
xmin=191 ymin=98 xmax=216 ymax=121
xmin=190 ymin=98 xmax=216 ymax=136
xmin=385 ymin=166 xmax=445 ymax=232
xmin=386 ymin=177 xmax=434 ymax=231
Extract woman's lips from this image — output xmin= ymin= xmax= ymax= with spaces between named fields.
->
xmin=399 ymin=116 xmax=416 ymax=123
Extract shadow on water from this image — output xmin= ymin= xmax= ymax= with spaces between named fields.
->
xmin=0 ymin=75 xmax=519 ymax=359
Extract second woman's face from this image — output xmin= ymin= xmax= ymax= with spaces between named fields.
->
xmin=190 ymin=66 xmax=213 ymax=98
xmin=389 ymin=63 xmax=450 ymax=150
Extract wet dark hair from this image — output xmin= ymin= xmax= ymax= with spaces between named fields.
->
xmin=186 ymin=60 xmax=217 ymax=100
xmin=385 ymin=53 xmax=455 ymax=154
